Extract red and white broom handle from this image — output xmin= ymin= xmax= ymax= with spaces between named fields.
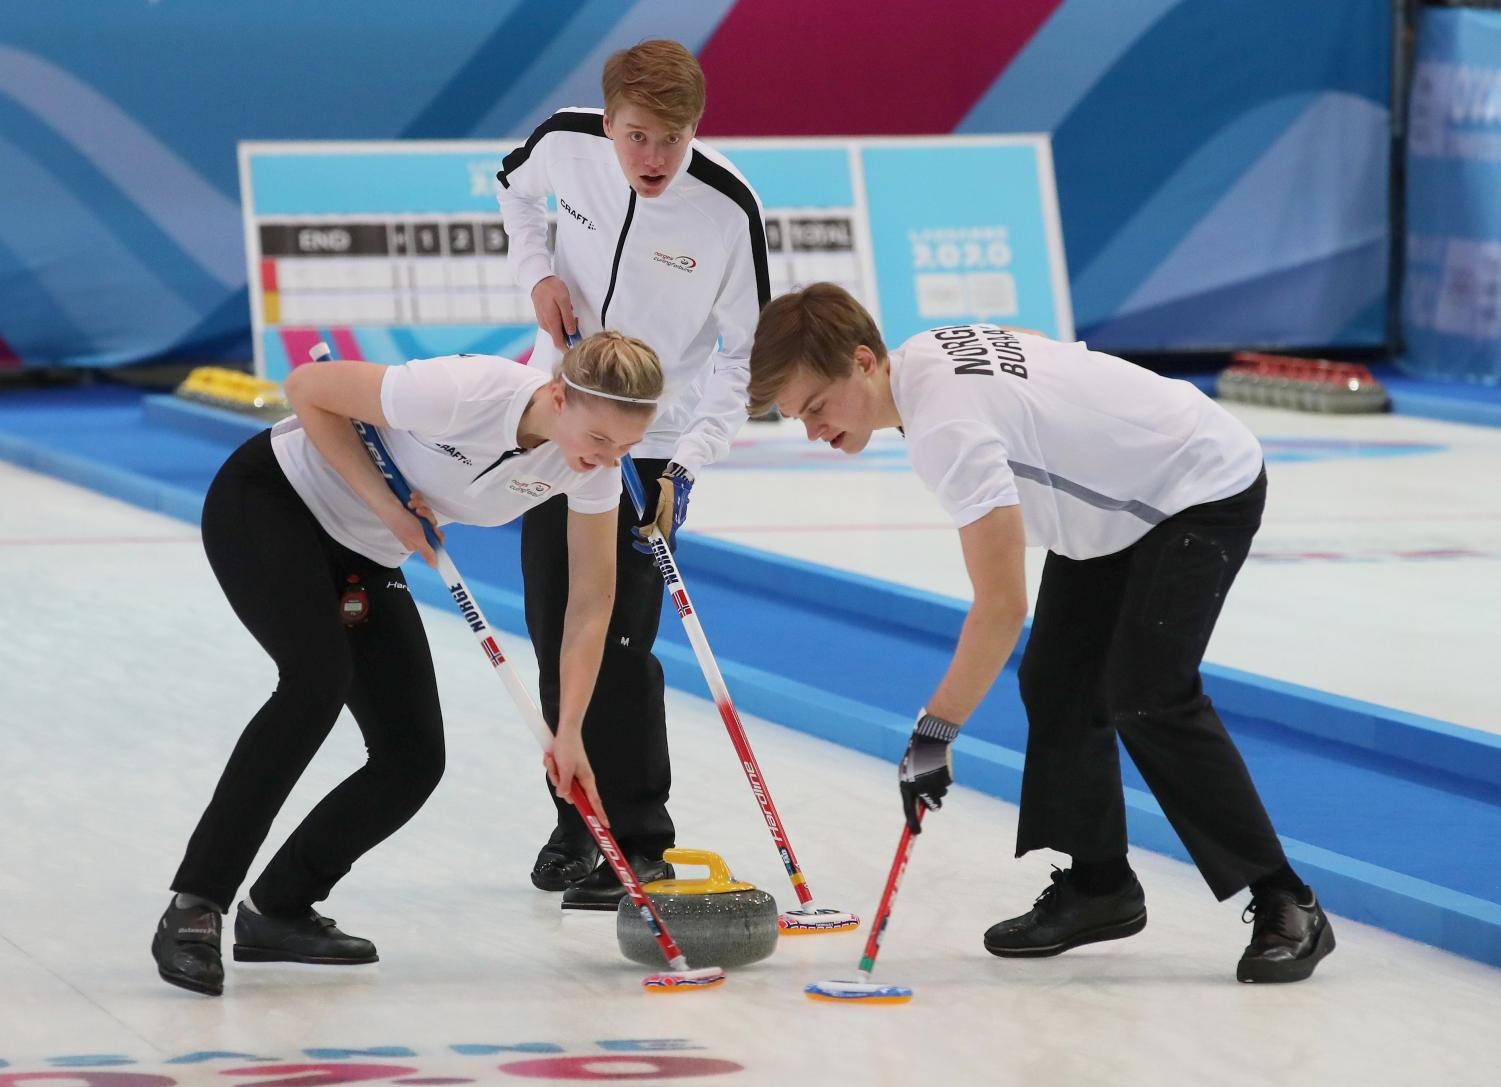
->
xmin=856 ymin=806 xmax=924 ymax=980
xmin=310 ymin=342 xmax=692 ymax=973
xmin=622 ymin=455 xmax=819 ymax=912
xmin=425 ymin=549 xmax=692 ymax=974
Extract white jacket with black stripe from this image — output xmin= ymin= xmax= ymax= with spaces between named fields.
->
xmin=495 ymin=107 xmax=770 ymax=476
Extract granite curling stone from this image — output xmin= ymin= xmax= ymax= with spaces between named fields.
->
xmin=617 ymin=848 xmax=779 ymax=968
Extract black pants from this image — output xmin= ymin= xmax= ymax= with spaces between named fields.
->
xmin=172 ymin=430 xmax=444 ymax=915
xmin=521 ymin=458 xmax=673 ymax=858
xmin=1014 ymin=469 xmax=1285 ymax=900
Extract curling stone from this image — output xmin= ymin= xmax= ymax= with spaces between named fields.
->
xmin=617 ymin=848 xmax=779 ymax=968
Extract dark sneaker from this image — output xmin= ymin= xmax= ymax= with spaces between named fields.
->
xmin=232 ymin=903 xmax=379 ymax=965
xmin=152 ymin=898 xmax=224 ymax=996
xmin=984 ymin=867 xmax=1147 ymax=957
xmin=531 ymin=837 xmax=599 ymax=892
xmin=560 ymin=854 xmax=675 ymax=912
xmin=1237 ymin=888 xmax=1335 ymax=983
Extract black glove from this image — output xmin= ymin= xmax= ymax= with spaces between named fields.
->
xmin=898 ymin=711 xmax=959 ymax=833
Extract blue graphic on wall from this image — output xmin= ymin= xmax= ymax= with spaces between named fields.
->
xmin=963 ymin=0 xmax=1392 ymax=351
xmin=1403 ymin=6 xmax=1501 ymax=386
xmin=0 ymin=0 xmax=1391 ymax=368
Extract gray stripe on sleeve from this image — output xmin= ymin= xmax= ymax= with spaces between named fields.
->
xmin=1007 ymin=460 xmax=1167 ymax=525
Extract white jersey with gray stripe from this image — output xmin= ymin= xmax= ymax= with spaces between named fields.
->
xmin=888 ymin=327 xmax=1263 ymax=559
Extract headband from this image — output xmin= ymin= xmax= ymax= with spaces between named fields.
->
xmin=561 ymin=372 xmax=659 ymax=405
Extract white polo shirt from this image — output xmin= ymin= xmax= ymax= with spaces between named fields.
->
xmin=270 ymin=354 xmax=620 ymax=567
xmin=889 ymin=326 xmax=1263 ymax=560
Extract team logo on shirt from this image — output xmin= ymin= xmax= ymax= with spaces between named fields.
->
xmin=508 ymin=479 xmax=553 ymax=499
xmin=653 ymin=251 xmax=697 ymax=273
xmin=430 ymin=441 xmax=473 ymax=466
xmin=559 ymin=196 xmax=597 ymax=230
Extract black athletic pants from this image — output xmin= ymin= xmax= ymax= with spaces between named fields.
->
xmin=172 ymin=430 xmax=444 ymax=915
xmin=1014 ymin=469 xmax=1286 ymax=900
xmin=521 ymin=458 xmax=673 ymax=858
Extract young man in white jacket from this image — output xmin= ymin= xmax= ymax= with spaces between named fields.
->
xmin=496 ymin=39 xmax=769 ymax=908
xmin=746 ymin=282 xmax=1334 ymax=984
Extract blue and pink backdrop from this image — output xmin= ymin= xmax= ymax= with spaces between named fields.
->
xmin=0 ymin=0 xmax=1392 ymax=368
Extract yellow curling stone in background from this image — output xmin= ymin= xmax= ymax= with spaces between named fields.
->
xmin=175 ymin=366 xmax=290 ymax=419
xmin=616 ymin=848 xmax=780 ymax=968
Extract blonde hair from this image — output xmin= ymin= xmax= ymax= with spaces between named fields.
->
xmin=601 ymin=39 xmax=706 ymax=130
xmin=748 ymin=283 xmax=887 ymax=416
xmin=557 ymin=331 xmax=664 ymax=417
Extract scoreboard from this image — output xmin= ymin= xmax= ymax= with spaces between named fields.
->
xmin=240 ymin=137 xmax=1070 ymax=381
xmin=256 ymin=219 xmax=549 ymax=328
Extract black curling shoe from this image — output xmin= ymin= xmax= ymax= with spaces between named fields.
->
xmin=530 ymin=833 xmax=600 ymax=891
xmin=984 ymin=868 xmax=1147 ymax=957
xmin=152 ymin=898 xmax=225 ymax=996
xmin=232 ymin=903 xmax=378 ymax=965
xmin=560 ymin=855 xmax=675 ymax=911
xmin=1237 ymin=888 xmax=1335 ymax=983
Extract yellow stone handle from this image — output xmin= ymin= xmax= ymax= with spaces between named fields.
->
xmin=661 ymin=848 xmax=739 ymax=891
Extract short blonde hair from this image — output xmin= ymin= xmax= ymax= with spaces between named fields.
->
xmin=557 ymin=331 xmax=664 ymax=417
xmin=747 ymin=283 xmax=887 ymax=416
xmin=601 ymin=39 xmax=706 ymax=130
